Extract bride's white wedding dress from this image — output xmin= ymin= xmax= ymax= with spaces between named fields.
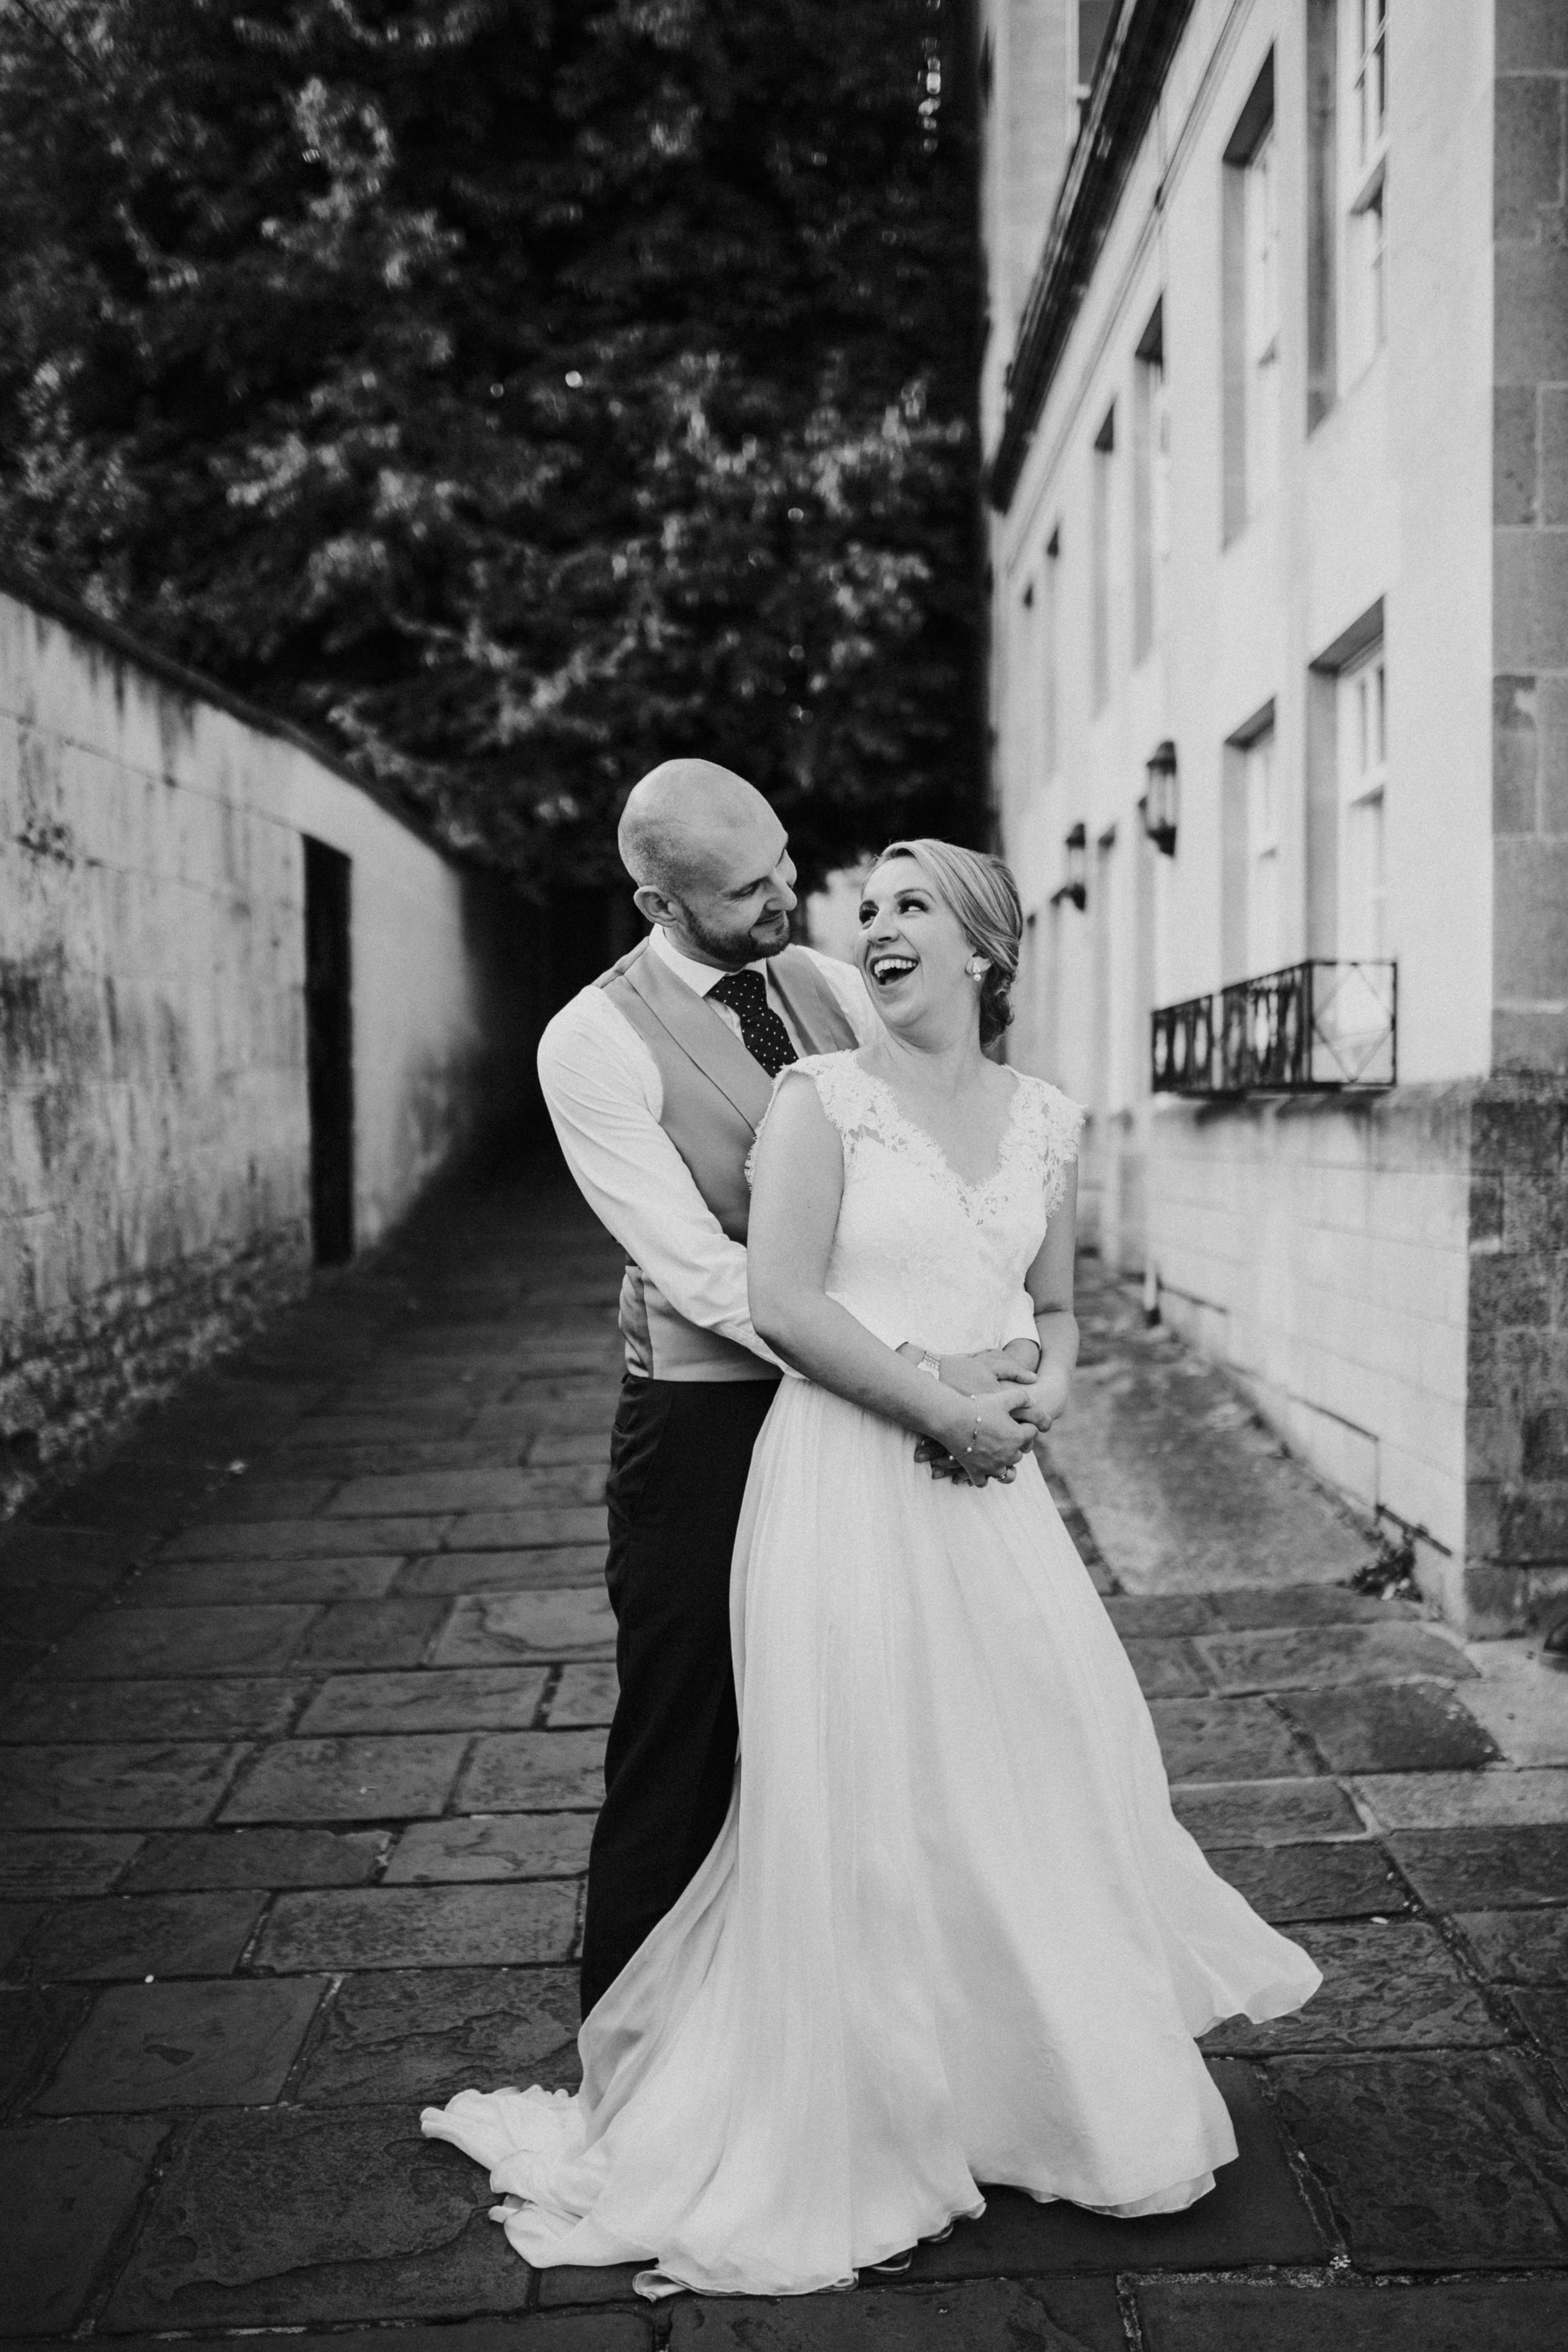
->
xmin=422 ymin=1055 xmax=1320 ymax=2298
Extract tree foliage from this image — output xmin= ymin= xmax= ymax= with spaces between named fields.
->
xmin=0 ymin=0 xmax=980 ymax=890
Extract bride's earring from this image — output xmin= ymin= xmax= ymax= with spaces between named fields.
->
xmin=965 ymin=955 xmax=989 ymax=980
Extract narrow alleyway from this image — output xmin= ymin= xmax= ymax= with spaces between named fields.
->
xmin=3 ymin=1164 xmax=1568 ymax=2348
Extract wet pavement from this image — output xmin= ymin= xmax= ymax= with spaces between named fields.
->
xmin=3 ymin=1161 xmax=1568 ymax=2348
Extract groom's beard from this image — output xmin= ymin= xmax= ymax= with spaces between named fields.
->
xmin=677 ymin=904 xmax=792 ymax=967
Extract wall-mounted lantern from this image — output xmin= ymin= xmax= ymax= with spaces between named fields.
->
xmin=1142 ymin=739 xmax=1179 ymax=856
xmin=1052 ymin=821 xmax=1088 ymax=911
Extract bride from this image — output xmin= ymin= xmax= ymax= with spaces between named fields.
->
xmin=423 ymin=837 xmax=1320 ymax=2298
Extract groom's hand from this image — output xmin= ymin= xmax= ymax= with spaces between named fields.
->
xmin=937 ymin=1350 xmax=1031 ymax=1397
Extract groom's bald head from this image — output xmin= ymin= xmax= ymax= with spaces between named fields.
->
xmin=618 ymin=758 xmax=776 ymax=897
xmin=618 ymin=757 xmax=798 ymax=968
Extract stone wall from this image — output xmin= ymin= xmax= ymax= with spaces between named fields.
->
xmin=0 ymin=578 xmax=544 ymax=1517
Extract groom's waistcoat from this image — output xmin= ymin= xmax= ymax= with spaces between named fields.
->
xmin=598 ymin=938 xmax=860 ymax=1381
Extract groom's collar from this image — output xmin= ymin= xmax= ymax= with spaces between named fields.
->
xmin=648 ymin=922 xmax=768 ymax=999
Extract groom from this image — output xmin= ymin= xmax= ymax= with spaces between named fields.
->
xmin=538 ymin=758 xmax=879 ymax=2013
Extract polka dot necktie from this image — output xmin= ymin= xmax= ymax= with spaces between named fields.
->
xmin=708 ymin=967 xmax=798 ymax=1079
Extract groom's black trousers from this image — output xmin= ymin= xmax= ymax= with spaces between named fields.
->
xmin=579 ymin=1372 xmax=779 ymax=2016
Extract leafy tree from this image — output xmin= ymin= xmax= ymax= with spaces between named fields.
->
xmin=0 ymin=0 xmax=980 ymax=891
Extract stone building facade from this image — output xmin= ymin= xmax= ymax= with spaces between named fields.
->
xmin=981 ymin=0 xmax=1568 ymax=1631
xmin=0 ymin=574 xmax=544 ymax=1517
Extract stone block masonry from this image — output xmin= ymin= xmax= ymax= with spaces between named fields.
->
xmin=0 ymin=572 xmax=546 ymax=1517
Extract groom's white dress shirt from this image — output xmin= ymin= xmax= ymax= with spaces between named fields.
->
xmin=537 ymin=924 xmax=880 ymax=1368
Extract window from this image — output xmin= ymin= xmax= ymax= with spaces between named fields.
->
xmin=1133 ymin=302 xmax=1169 ymax=666
xmin=1342 ymin=0 xmax=1388 ymax=377
xmin=1337 ymin=643 xmax=1387 ymax=958
xmin=1245 ymin=727 xmax=1282 ymax=975
xmin=1092 ymin=407 xmax=1114 ymax=713
xmin=1222 ymin=55 xmax=1278 ymax=540
xmin=1042 ymin=529 xmax=1061 ymax=779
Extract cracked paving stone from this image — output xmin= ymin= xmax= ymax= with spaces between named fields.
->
xmin=37 ymin=1975 xmax=328 ymax=2110
xmin=1172 ymin=1778 xmax=1363 ymax=1848
xmin=126 ymin=1557 xmax=405 ymax=1606
xmin=1353 ymin=1766 xmax=1568 ymax=1831
xmin=298 ymin=1666 xmax=549 ymax=1736
xmin=1388 ymin=1824 xmax=1568 ymax=1910
xmin=42 ymin=1604 xmax=318 ymax=1680
xmin=0 ymin=1830 xmax=142 ymax=1898
xmin=902 ymin=2061 xmax=1322 ymax=2276
xmin=121 ymin=1825 xmax=391 ymax=1892
xmin=455 ymin=1729 xmax=608 ymax=1811
xmin=1280 ymin=1681 xmax=1502 ymax=1774
xmin=1453 ymin=1907 xmax=1568 ymax=1983
xmin=221 ymin=1734 xmax=468 ymax=1824
xmin=251 ymin=1881 xmax=579 ymax=1972
xmin=295 ymin=1598 xmax=449 ymax=1669
xmin=1269 ymin=2049 xmax=1568 ymax=2267
xmin=20 ymin=1889 xmax=266 ymax=1980
xmin=1134 ymin=2276 xmax=1568 ymax=2350
xmin=1113 ymin=1638 xmax=1211 ymax=1699
xmin=0 ymin=2115 xmax=168 ymax=2332
xmin=1212 ymin=1840 xmax=1410 ymax=1923
xmin=1 ymin=1676 xmax=310 ymax=1743
xmin=664 ymin=2278 xmax=1130 ymax=2348
xmin=0 ymin=1983 xmax=92 ymax=2109
xmin=1204 ymin=1919 xmax=1506 ymax=2053
xmin=1148 ymin=1696 xmax=1310 ymax=1783
xmin=328 ymin=1466 xmax=606 ymax=1517
xmin=103 ymin=2104 xmax=533 ymax=2327
xmin=296 ymin=1965 xmax=582 ymax=2104
xmin=439 ymin=1508 xmax=609 ymax=1553
xmin=385 ymin=1812 xmax=594 ymax=1883
xmin=395 ymin=1545 xmax=606 ymax=1595
xmin=1195 ymin=1622 xmax=1474 ymax=1695
xmin=546 ymin=1664 xmax=619 ymax=1727
xmin=0 ymin=1742 xmax=246 ymax=1830
xmin=432 ymin=1590 xmax=617 ymax=1665
xmin=158 ymin=1516 xmax=454 ymax=1561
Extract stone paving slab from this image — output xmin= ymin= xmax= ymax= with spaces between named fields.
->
xmin=103 ymin=2105 xmax=535 ymax=2327
xmin=328 ymin=1467 xmax=606 ymax=1517
xmin=1134 ymin=2276 xmax=1568 ymax=2350
xmin=548 ymin=1664 xmax=620 ymax=1727
xmin=36 ymin=1975 xmax=328 ymax=2110
xmin=0 ymin=1741 xmax=246 ymax=1829
xmin=42 ymin=1602 xmax=319 ymax=1680
xmin=1119 ymin=1638 xmax=1210 ymax=1699
xmin=442 ymin=1507 xmax=610 ymax=1552
xmin=1204 ymin=1919 xmax=1506 ymax=2053
xmin=1507 ymin=1986 xmax=1568 ymax=2064
xmin=1103 ymin=1594 xmax=1222 ymax=1637
xmin=126 ymin=1557 xmax=405 ymax=1605
xmin=298 ymin=1667 xmax=549 ymax=1736
xmin=530 ymin=1430 xmax=613 ymax=1466
xmin=665 ymin=2277 xmax=1130 ymax=2348
xmin=1388 ymin=1823 xmax=1568 ymax=1910
xmin=120 ymin=1825 xmax=391 ymax=1891
xmin=1453 ymin=1906 xmax=1568 ymax=1983
xmin=295 ymin=1966 xmax=582 ymax=2105
xmin=221 ymin=1734 xmax=469 ymax=1823
xmin=19 ymin=1889 xmax=266 ymax=1979
xmin=396 ymin=1545 xmax=606 ymax=1594
xmin=1171 ymin=1779 xmax=1364 ymax=1848
xmin=2 ymin=1676 xmax=311 ymax=1743
xmin=251 ymin=1882 xmax=580 ymax=1972
xmin=1211 ymin=1840 xmax=1412 ymax=1923
xmin=201 ymin=1477 xmax=341 ymax=1521
xmin=903 ymin=2064 xmax=1322 ymax=2277
xmin=1269 ymin=2049 xmax=1568 ymax=2268
xmin=455 ymin=1730 xmax=609 ymax=1811
xmin=385 ymin=1812 xmax=596 ymax=1883
xmin=1148 ymin=1696 xmax=1310 ymax=1783
xmin=1195 ymin=1623 xmax=1475 ymax=1695
xmin=1209 ymin=1586 xmax=1421 ymax=1630
xmin=1278 ymin=1680 xmax=1501 ymax=1773
xmin=0 ymin=1828 xmax=142 ymax=1897
xmin=0 ymin=2114 xmax=168 ymax=2332
xmin=0 ymin=1903 xmax=46 ymax=1971
xmin=0 ymin=1981 xmax=91 ymax=2110
xmin=295 ymin=1598 xmax=450 ymax=1668
xmin=433 ymin=1590 xmax=618 ymax=1665
xmin=0 ymin=1525 xmax=144 ymax=1588
xmin=158 ymin=1516 xmax=455 ymax=1561
xmin=1355 ymin=1766 xmax=1568 ymax=1830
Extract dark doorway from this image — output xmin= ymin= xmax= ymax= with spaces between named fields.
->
xmin=303 ymin=836 xmax=354 ymax=1265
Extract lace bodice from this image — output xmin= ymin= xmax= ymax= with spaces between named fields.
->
xmin=751 ymin=1053 xmax=1084 ymax=1357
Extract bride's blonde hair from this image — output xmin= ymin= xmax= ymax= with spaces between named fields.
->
xmin=868 ymin=838 xmax=1023 ymax=1047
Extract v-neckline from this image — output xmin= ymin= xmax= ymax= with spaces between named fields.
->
xmin=859 ymin=1063 xmax=1027 ymax=1199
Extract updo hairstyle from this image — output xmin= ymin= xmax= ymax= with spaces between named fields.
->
xmin=868 ymin=837 xmax=1023 ymax=1048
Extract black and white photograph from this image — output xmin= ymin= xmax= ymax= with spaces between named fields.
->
xmin=3 ymin=1 xmax=1568 ymax=2343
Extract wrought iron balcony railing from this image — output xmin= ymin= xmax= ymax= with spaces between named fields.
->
xmin=1151 ymin=960 xmax=1396 ymax=1098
